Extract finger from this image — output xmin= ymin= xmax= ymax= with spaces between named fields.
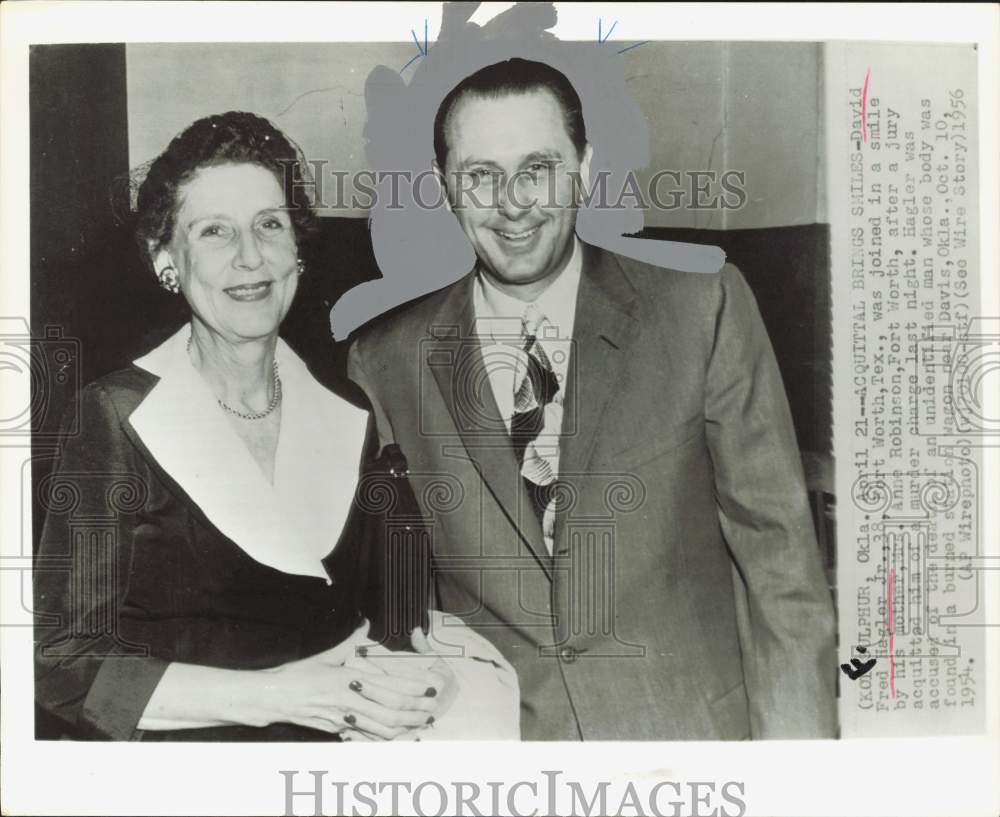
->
xmin=359 ymin=653 xmax=441 ymax=683
xmin=350 ymin=665 xmax=443 ymax=700
xmin=296 ymin=717 xmax=345 ymax=735
xmin=351 ymin=678 xmax=438 ymax=712
xmin=418 ymin=615 xmax=468 ymax=656
xmin=346 ymin=697 xmax=439 ymax=731
xmin=416 ymin=658 xmax=457 ymax=697
xmin=410 ymin=625 xmax=432 ymax=654
xmin=425 ymin=656 xmax=457 ymax=684
xmin=314 ymin=622 xmax=376 ymax=666
xmin=340 ymin=711 xmax=406 ymax=741
xmin=339 ymin=728 xmax=378 ymax=743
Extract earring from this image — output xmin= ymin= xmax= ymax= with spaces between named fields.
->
xmin=296 ymin=258 xmax=305 ymax=276
xmin=158 ymin=266 xmax=180 ymax=294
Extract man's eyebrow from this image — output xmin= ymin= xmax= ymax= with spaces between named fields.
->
xmin=520 ymin=150 xmax=564 ymax=166
xmin=455 ymin=157 xmax=505 ymax=171
xmin=454 ymin=152 xmax=564 ymax=172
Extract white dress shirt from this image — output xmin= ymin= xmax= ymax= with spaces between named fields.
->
xmin=472 ymin=237 xmax=582 ymax=552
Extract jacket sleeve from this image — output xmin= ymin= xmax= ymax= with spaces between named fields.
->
xmin=346 ymin=336 xmax=395 ymax=453
xmin=346 ymin=336 xmax=443 ymax=621
xmin=704 ymin=264 xmax=838 ymax=739
xmin=34 ymin=383 xmax=169 ymax=740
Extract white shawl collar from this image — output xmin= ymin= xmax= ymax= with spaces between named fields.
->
xmin=129 ymin=324 xmax=369 ymax=580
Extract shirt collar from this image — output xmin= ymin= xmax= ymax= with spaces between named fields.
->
xmin=474 ymin=236 xmax=582 ymax=341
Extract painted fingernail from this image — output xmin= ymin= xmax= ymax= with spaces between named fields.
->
xmin=356 ymin=646 xmax=368 ymax=658
xmin=344 ymin=713 xmax=356 ymax=725
xmin=349 ymin=680 xmax=363 ymax=693
xmin=426 ymin=716 xmax=435 ymax=725
xmin=342 ymin=736 xmax=353 ymax=742
xmin=424 ymin=687 xmax=437 ymax=698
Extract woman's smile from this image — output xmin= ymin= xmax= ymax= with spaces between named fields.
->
xmin=224 ymin=280 xmax=273 ymax=302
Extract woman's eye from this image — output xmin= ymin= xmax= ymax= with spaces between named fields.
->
xmin=199 ymin=223 xmax=231 ymax=239
xmin=256 ymin=214 xmax=291 ymax=236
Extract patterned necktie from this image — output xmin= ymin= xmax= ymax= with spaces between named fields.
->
xmin=510 ymin=303 xmax=560 ymax=524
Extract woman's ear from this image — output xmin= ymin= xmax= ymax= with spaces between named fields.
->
xmin=150 ymin=246 xmax=173 ymax=276
xmin=150 ymin=246 xmax=182 ymax=294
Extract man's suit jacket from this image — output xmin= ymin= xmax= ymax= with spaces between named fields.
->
xmin=348 ymin=241 xmax=837 ymax=740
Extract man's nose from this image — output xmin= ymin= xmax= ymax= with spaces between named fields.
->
xmin=496 ymin=175 xmax=533 ymax=220
xmin=233 ymin=229 xmax=264 ymax=270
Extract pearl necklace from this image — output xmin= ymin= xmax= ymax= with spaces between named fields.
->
xmin=187 ymin=336 xmax=282 ymax=420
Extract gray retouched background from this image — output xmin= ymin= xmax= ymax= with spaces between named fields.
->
xmin=127 ymin=42 xmax=823 ymax=229
xmin=125 ymin=24 xmax=824 ymax=336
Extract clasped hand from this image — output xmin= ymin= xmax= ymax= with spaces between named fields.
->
xmin=261 ymin=622 xmax=457 ymax=740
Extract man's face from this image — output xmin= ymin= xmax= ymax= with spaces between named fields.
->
xmin=439 ymin=89 xmax=591 ymax=299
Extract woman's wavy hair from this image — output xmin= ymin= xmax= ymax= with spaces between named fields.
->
xmin=134 ymin=111 xmax=318 ymax=271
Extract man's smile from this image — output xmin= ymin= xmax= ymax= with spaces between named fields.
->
xmin=493 ymin=224 xmax=542 ymax=245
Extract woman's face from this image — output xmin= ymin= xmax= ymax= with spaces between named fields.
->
xmin=154 ymin=162 xmax=300 ymax=344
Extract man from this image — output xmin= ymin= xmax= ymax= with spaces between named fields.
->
xmin=348 ymin=57 xmax=837 ymax=740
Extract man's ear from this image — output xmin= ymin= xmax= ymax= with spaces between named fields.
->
xmin=432 ymin=159 xmax=453 ymax=214
xmin=575 ymin=143 xmax=594 ymax=205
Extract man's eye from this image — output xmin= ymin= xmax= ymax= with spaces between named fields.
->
xmin=259 ymin=218 xmax=285 ymax=231
xmin=526 ymin=162 xmax=557 ymax=176
xmin=473 ymin=169 xmax=495 ymax=180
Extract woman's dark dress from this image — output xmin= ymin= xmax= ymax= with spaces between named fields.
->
xmin=33 ymin=366 xmax=429 ymax=741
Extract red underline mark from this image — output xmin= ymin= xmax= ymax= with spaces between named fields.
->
xmin=861 ymin=68 xmax=871 ymax=144
xmin=887 ymin=566 xmax=896 ymax=698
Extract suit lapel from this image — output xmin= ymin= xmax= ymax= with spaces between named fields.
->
xmin=558 ymin=243 xmax=640 ymax=520
xmin=427 ymin=273 xmax=550 ymax=577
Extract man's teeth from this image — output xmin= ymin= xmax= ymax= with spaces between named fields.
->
xmin=497 ymin=226 xmax=539 ymax=240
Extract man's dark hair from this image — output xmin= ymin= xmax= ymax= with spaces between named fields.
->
xmin=433 ymin=57 xmax=587 ymax=167
xmin=135 ymin=111 xmax=318 ymax=270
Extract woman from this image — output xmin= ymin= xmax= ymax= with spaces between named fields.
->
xmin=33 ymin=111 xmax=518 ymax=741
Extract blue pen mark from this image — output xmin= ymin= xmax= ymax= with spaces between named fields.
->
xmin=400 ymin=18 xmax=429 ymax=73
xmin=617 ymin=41 xmax=649 ymax=55
xmin=599 ymin=17 xmax=647 ymax=54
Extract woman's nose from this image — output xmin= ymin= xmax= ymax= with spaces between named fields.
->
xmin=234 ymin=230 xmax=264 ymax=270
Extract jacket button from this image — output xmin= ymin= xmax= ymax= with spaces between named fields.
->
xmin=559 ymin=646 xmax=577 ymax=664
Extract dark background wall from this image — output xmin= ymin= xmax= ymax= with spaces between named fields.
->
xmin=31 ymin=42 xmax=831 ymax=440
xmin=30 ymin=39 xmax=833 ymax=497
